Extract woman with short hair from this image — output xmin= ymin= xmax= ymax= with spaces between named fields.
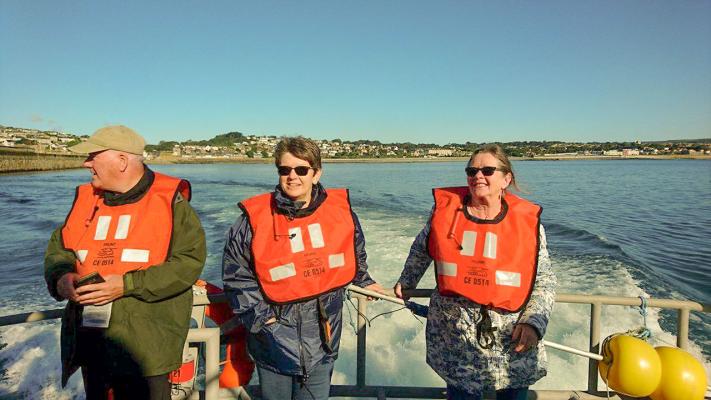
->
xmin=223 ymin=136 xmax=383 ymax=400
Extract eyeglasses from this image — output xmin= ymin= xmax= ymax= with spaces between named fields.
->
xmin=277 ymin=166 xmax=314 ymax=176
xmin=465 ymin=166 xmax=501 ymax=177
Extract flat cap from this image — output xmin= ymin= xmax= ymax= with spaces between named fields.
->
xmin=70 ymin=125 xmax=146 ymax=155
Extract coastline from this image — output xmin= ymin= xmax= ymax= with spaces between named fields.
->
xmin=2 ymin=153 xmax=709 ymax=174
xmin=153 ymin=153 xmax=711 ymax=164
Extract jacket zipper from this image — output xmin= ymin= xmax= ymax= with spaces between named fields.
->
xmin=296 ymin=303 xmax=308 ymax=383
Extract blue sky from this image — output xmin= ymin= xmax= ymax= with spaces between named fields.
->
xmin=1 ymin=1 xmax=709 ymax=145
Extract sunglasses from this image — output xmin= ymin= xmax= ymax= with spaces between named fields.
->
xmin=465 ymin=166 xmax=501 ymax=177
xmin=277 ymin=166 xmax=314 ymax=176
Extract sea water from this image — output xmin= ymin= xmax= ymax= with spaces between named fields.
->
xmin=0 ymin=159 xmax=709 ymax=398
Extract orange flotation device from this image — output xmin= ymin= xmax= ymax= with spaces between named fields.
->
xmin=201 ymin=281 xmax=254 ymax=388
xmin=170 ymin=281 xmax=254 ymax=392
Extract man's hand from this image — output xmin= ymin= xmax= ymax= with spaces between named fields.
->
xmin=512 ymin=323 xmax=539 ymax=353
xmin=56 ymin=272 xmax=80 ymax=302
xmin=76 ymin=274 xmax=124 ymax=305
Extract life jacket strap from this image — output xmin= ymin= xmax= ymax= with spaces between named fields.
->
xmin=475 ymin=305 xmax=497 ymax=349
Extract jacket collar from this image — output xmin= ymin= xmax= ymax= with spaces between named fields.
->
xmin=273 ymin=182 xmax=328 ymax=218
xmin=103 ymin=166 xmax=154 ymax=206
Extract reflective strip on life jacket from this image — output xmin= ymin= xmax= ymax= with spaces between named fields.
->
xmin=61 ymin=172 xmax=190 ymax=277
xmin=428 ymin=186 xmax=541 ymax=312
xmin=240 ymin=189 xmax=358 ymax=304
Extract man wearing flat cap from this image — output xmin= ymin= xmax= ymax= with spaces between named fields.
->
xmin=44 ymin=125 xmax=206 ymax=399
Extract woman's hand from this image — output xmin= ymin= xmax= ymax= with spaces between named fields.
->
xmin=362 ymin=282 xmax=386 ymax=301
xmin=512 ymin=323 xmax=539 ymax=353
xmin=393 ymin=282 xmax=409 ymax=301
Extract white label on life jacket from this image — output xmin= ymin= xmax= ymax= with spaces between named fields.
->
xmin=483 ymin=232 xmax=497 ymax=259
xmin=121 ymin=249 xmax=150 ymax=263
xmin=76 ymin=249 xmax=88 ymax=263
xmin=495 ymin=270 xmax=521 ymax=287
xmin=437 ymin=261 xmax=457 ymax=277
xmin=94 ymin=216 xmax=112 ymax=240
xmin=289 ymin=227 xmax=304 ymax=253
xmin=270 ymin=263 xmax=296 ymax=281
xmin=460 ymin=231 xmax=477 ymax=256
xmin=114 ymin=215 xmax=131 ymax=240
xmin=329 ymin=253 xmax=345 ymax=268
xmin=308 ymin=223 xmax=325 ymax=248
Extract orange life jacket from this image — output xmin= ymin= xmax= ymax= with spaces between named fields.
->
xmin=61 ymin=172 xmax=190 ymax=277
xmin=428 ymin=187 xmax=541 ymax=312
xmin=240 ymin=189 xmax=357 ymax=304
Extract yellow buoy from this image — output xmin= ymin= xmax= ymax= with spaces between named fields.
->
xmin=598 ymin=334 xmax=662 ymax=397
xmin=649 ymin=346 xmax=707 ymax=400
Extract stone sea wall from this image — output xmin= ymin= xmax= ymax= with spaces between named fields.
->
xmin=0 ymin=150 xmax=84 ymax=173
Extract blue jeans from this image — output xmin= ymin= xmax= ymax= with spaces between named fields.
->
xmin=447 ymin=385 xmax=529 ymax=400
xmin=257 ymin=358 xmax=334 ymax=400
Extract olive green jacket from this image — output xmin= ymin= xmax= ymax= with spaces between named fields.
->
xmin=44 ymin=169 xmax=206 ymax=386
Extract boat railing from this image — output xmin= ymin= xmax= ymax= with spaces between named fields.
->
xmin=1 ymin=291 xmax=708 ymax=399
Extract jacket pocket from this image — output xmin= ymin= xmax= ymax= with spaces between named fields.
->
xmin=249 ymin=319 xmax=301 ymax=374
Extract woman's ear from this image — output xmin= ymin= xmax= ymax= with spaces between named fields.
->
xmin=313 ymin=168 xmax=322 ymax=184
xmin=503 ymin=172 xmax=512 ymax=190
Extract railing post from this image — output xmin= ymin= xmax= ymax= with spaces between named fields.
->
xmin=185 ymin=327 xmax=220 ymax=400
xmin=206 ymin=328 xmax=221 ymax=400
xmin=677 ymin=308 xmax=690 ymax=350
xmin=357 ymin=296 xmax=367 ymax=387
xmin=587 ymin=302 xmax=601 ymax=393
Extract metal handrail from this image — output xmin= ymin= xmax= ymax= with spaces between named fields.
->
xmin=1 ymin=291 xmax=708 ymax=400
xmin=382 ymin=289 xmax=708 ymax=396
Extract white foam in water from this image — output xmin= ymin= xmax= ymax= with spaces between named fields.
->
xmin=0 ymin=323 xmax=84 ymax=399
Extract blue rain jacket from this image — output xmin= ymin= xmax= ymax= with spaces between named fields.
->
xmin=222 ymin=183 xmax=375 ymax=376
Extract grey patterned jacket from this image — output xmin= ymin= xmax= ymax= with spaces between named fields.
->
xmin=397 ymin=215 xmax=556 ymax=395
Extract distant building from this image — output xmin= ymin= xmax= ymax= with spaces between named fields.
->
xmin=428 ymin=149 xmax=453 ymax=156
xmin=622 ymin=148 xmax=640 ymax=156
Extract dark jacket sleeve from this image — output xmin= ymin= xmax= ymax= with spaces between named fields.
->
xmin=222 ymin=214 xmax=276 ymax=334
xmin=351 ymin=211 xmax=376 ymax=288
xmin=44 ymin=228 xmax=77 ymax=301
xmin=122 ymin=197 xmax=207 ymax=301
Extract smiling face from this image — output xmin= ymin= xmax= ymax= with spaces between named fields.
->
xmin=467 ymin=152 xmax=512 ymax=204
xmin=278 ymin=152 xmax=322 ymax=205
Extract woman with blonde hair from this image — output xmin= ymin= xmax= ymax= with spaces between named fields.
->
xmin=395 ymin=144 xmax=556 ymax=400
